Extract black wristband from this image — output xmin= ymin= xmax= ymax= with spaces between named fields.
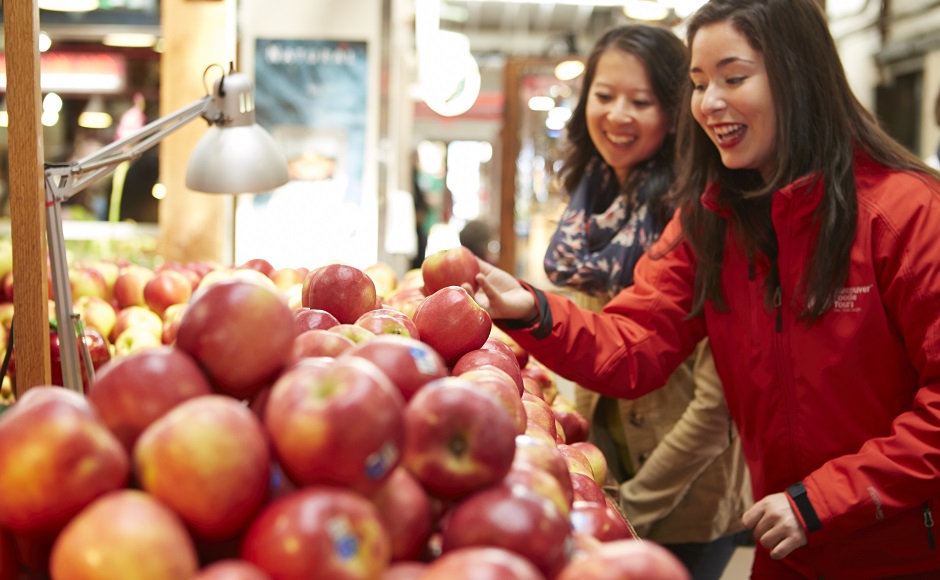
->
xmin=786 ymin=481 xmax=822 ymax=533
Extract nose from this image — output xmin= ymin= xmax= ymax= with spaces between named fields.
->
xmin=608 ymin=97 xmax=634 ymax=123
xmin=699 ymin=84 xmax=726 ymax=116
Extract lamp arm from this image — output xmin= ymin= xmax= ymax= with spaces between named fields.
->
xmin=45 ymin=96 xmax=213 ymax=203
xmin=44 ymin=94 xmax=212 ymax=393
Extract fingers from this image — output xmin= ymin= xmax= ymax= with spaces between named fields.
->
xmin=769 ymin=536 xmax=806 ymax=560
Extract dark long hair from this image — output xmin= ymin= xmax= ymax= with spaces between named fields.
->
xmin=674 ymin=0 xmax=940 ymax=321
xmin=561 ymin=25 xmax=688 ymax=226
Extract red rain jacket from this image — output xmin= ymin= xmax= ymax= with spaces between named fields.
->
xmin=505 ymin=153 xmax=940 ymax=578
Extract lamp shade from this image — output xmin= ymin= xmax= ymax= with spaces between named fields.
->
xmin=185 ymin=70 xmax=289 ymax=194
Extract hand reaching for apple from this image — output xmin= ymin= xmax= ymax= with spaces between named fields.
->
xmin=466 ymin=259 xmax=538 ymax=322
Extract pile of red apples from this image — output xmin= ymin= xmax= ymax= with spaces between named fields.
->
xmin=0 ymin=247 xmax=689 ymax=579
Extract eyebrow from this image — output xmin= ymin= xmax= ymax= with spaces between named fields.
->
xmin=689 ymin=56 xmax=755 ymax=74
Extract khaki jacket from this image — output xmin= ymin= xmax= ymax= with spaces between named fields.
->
xmin=570 ymin=292 xmax=751 ymax=545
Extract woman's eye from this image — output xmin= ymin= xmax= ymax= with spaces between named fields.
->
xmin=633 ymin=100 xmax=652 ymax=108
xmin=726 ymin=76 xmax=746 ymax=86
xmin=690 ymin=82 xmax=706 ymax=92
xmin=593 ymin=93 xmax=612 ymax=102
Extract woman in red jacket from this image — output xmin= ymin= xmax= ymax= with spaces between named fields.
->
xmin=469 ymin=0 xmax=940 ymax=577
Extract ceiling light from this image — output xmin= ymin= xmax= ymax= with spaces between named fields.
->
xmin=554 ymin=60 xmax=585 ymax=81
xmin=102 ymin=33 xmax=158 ymax=48
xmin=78 ymin=96 xmax=112 ymax=129
xmin=39 ymin=0 xmax=99 ymax=11
xmin=39 ymin=32 xmax=53 ymax=53
xmin=623 ymin=0 xmax=670 ymax=21
xmin=528 ymin=96 xmax=555 ymax=111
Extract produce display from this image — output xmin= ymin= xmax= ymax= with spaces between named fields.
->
xmin=0 ymin=254 xmax=691 ymax=579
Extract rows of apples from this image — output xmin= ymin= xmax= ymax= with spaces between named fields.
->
xmin=0 ymin=246 xmax=689 ymax=579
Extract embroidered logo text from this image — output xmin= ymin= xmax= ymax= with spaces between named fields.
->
xmin=833 ymin=284 xmax=873 ymax=313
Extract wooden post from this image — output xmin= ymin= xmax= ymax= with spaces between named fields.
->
xmin=158 ymin=0 xmax=230 ymax=264
xmin=6 ymin=0 xmax=51 ymax=395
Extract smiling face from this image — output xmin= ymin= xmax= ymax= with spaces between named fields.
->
xmin=689 ymin=21 xmax=777 ymax=182
xmin=585 ymin=48 xmax=671 ymax=185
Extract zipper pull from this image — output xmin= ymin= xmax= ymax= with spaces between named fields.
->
xmin=774 ymin=286 xmax=783 ymax=333
xmin=925 ymin=503 xmax=935 ymax=550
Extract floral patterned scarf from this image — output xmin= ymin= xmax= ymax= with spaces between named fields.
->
xmin=544 ymin=159 xmax=661 ymax=298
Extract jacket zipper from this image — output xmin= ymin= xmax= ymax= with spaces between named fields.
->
xmin=925 ymin=502 xmax=935 ymax=550
xmin=774 ymin=285 xmax=783 ymax=333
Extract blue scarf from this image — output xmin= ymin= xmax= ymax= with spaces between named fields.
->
xmin=544 ymin=159 xmax=661 ymax=298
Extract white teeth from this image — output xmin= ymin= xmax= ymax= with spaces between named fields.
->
xmin=607 ymin=134 xmax=636 ymax=145
xmin=714 ymin=124 xmax=745 ymax=137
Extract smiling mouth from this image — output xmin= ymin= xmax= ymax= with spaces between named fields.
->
xmin=713 ymin=124 xmax=746 ymax=144
xmin=607 ymin=133 xmax=637 ymax=146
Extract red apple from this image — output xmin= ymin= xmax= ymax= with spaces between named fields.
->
xmin=241 ymin=486 xmax=392 ymax=579
xmin=383 ymin=286 xmax=424 ymax=320
xmin=303 ymin=264 xmax=377 ymax=324
xmin=272 ymin=267 xmax=306 ymax=292
xmin=176 ymin=279 xmax=295 ymax=400
xmin=0 ymin=528 xmax=17 ymax=580
xmin=193 ymin=559 xmax=271 ymax=580
xmin=490 ymin=326 xmax=529 ymax=369
xmin=49 ymin=490 xmax=199 ymax=579
xmin=569 ymin=472 xmax=607 ymax=505
xmin=134 ymin=395 xmax=271 ymax=541
xmin=568 ymin=500 xmax=634 ymax=543
xmin=557 ymin=443 xmax=595 ymax=480
xmin=161 ymin=302 xmax=188 ymax=344
xmin=112 ymin=264 xmax=156 ymax=309
xmin=382 ymin=561 xmax=428 ymax=580
xmin=369 ymin=466 xmax=434 ymax=562
xmin=571 ymin=441 xmax=608 ymax=485
xmin=412 ymin=286 xmax=491 ymax=366
xmin=73 ymin=295 xmax=118 ymax=341
xmin=342 ymin=334 xmax=448 ymax=402
xmin=87 ymin=345 xmax=214 ymax=452
xmin=292 ymin=307 xmax=340 ymax=335
xmin=452 ymin=348 xmax=523 ymax=395
xmin=402 ymin=377 xmax=516 ymax=500
xmin=512 ymin=434 xmax=574 ymax=508
xmin=424 ymin=546 xmax=543 ymax=580
xmin=522 ymin=364 xmax=556 ymax=404
xmin=112 ymin=325 xmax=162 ymax=358
xmin=551 ymin=396 xmax=590 ymax=444
xmin=421 ymin=246 xmax=480 ymax=295
xmin=329 ymin=323 xmax=376 ymax=344
xmin=441 ymin=485 xmax=570 ymax=578
xmin=0 ymin=387 xmax=129 ymax=539
xmin=500 ymin=463 xmax=571 ymax=518
xmin=521 ymin=392 xmax=557 ymax=440
xmin=239 ymin=258 xmax=277 ymax=279
xmin=480 ymin=336 xmax=518 ymax=362
xmin=144 ymin=269 xmax=193 ymax=318
xmin=556 ymin=538 xmax=689 ymax=580
xmin=264 ymin=356 xmax=405 ymax=495
xmin=364 ymin=262 xmax=399 ymax=300
xmin=355 ymin=308 xmax=420 ymax=340
xmin=457 ymin=367 xmax=527 ymax=434
xmin=69 ymin=265 xmax=109 ymax=301
xmin=521 ymin=376 xmax=545 ymax=400
xmin=287 ymin=329 xmax=356 ymax=365
xmin=111 ymin=305 xmax=163 ymax=344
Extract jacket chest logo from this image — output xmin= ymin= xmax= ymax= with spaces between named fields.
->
xmin=833 ymin=284 xmax=874 ymax=313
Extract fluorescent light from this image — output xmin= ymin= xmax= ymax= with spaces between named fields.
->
xmin=39 ymin=0 xmax=98 ymax=11
xmin=102 ymin=33 xmax=157 ymax=48
xmin=623 ymin=0 xmax=670 ymax=21
xmin=528 ymin=96 xmax=555 ymax=111
xmin=78 ymin=96 xmax=112 ymax=129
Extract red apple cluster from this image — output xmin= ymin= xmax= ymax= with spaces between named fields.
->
xmin=0 ymin=259 xmax=690 ymax=580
